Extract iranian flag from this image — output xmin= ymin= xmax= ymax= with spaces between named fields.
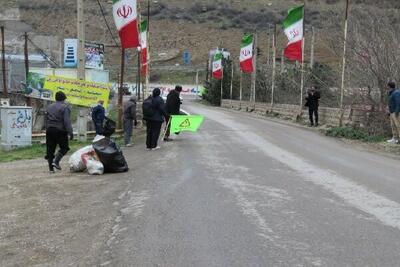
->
xmin=212 ymin=51 xmax=223 ymax=80
xmin=140 ymin=20 xmax=148 ymax=75
xmin=283 ymin=5 xmax=304 ymax=62
xmin=113 ymin=0 xmax=139 ymax=49
xmin=240 ymin=34 xmax=254 ymax=73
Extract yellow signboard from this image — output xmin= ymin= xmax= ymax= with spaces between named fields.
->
xmin=43 ymin=76 xmax=110 ymax=107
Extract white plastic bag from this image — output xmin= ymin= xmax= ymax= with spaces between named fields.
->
xmin=69 ymin=145 xmax=94 ymax=172
xmin=86 ymin=158 xmax=104 ymax=175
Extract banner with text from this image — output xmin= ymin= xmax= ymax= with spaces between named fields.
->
xmin=25 ymin=72 xmax=110 ymax=107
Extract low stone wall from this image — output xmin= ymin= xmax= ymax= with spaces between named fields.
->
xmin=221 ymin=100 xmax=353 ymax=126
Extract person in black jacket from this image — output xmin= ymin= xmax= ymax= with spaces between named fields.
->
xmin=92 ymin=100 xmax=105 ymax=135
xmin=305 ymin=86 xmax=321 ymax=127
xmin=143 ymin=88 xmax=168 ymax=150
xmin=164 ymin=85 xmax=183 ymax=141
xmin=45 ymin=91 xmax=73 ymax=173
xmin=123 ymin=96 xmax=138 ymax=146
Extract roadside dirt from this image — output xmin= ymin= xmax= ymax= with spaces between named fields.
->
xmin=0 ymin=136 xmax=143 ymax=267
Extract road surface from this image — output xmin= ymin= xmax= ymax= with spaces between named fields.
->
xmin=2 ymin=101 xmax=400 ymax=266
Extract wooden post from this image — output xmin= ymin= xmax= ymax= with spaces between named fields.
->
xmin=270 ymin=25 xmax=277 ymax=112
xmin=339 ymin=0 xmax=350 ymax=126
xmin=118 ymin=49 xmax=125 ymax=130
xmin=1 ymin=26 xmax=7 ymax=98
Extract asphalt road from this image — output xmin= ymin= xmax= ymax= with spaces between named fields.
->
xmin=2 ymin=101 xmax=400 ymax=267
xmin=99 ymin=102 xmax=400 ymax=267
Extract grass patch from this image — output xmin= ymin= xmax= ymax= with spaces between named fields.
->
xmin=326 ymin=127 xmax=386 ymax=143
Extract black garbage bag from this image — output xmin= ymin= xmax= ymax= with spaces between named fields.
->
xmin=103 ymin=117 xmax=116 ymax=137
xmin=93 ymin=137 xmax=129 ymax=173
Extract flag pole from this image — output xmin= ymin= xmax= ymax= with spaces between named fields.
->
xmin=230 ymin=63 xmax=234 ymax=107
xmin=118 ymin=48 xmax=125 ymax=130
xmin=298 ymin=2 xmax=306 ymax=120
xmin=339 ymin=0 xmax=350 ymax=126
xmin=220 ymin=69 xmax=224 ymax=106
xmin=251 ymin=33 xmax=258 ymax=109
xmin=239 ymin=70 xmax=243 ymax=109
xmin=270 ymin=25 xmax=277 ymax=112
xmin=310 ymin=26 xmax=315 ymax=69
xmin=146 ymin=0 xmax=150 ymax=99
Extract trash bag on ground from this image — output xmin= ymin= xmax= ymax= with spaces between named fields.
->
xmin=81 ymin=151 xmax=104 ymax=175
xmin=93 ymin=137 xmax=129 ymax=173
xmin=69 ymin=145 xmax=95 ymax=172
xmin=103 ymin=117 xmax=116 ymax=137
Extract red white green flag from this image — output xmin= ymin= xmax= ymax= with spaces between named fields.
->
xmin=240 ymin=34 xmax=254 ymax=73
xmin=283 ymin=5 xmax=304 ymax=62
xmin=140 ymin=20 xmax=148 ymax=75
xmin=212 ymin=51 xmax=223 ymax=80
xmin=113 ymin=0 xmax=139 ymax=49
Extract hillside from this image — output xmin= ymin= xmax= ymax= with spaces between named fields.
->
xmin=1 ymin=0 xmax=399 ymax=81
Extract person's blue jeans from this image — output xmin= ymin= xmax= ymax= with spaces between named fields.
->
xmin=124 ymin=119 xmax=133 ymax=145
xmin=94 ymin=122 xmax=103 ymax=135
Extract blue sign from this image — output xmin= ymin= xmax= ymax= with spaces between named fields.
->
xmin=64 ymin=39 xmax=78 ymax=68
xmin=183 ymin=50 xmax=191 ymax=65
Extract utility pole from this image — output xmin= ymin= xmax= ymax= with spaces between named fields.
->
xmin=77 ymin=0 xmax=87 ymax=141
xmin=339 ymin=0 xmax=350 ymax=126
xmin=1 ymin=26 xmax=7 ymax=98
xmin=251 ymin=33 xmax=257 ymax=107
xmin=24 ymin=32 xmax=31 ymax=106
xmin=310 ymin=26 xmax=315 ymax=69
xmin=270 ymin=25 xmax=277 ymax=112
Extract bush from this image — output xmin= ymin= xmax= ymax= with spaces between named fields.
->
xmin=326 ymin=127 xmax=386 ymax=143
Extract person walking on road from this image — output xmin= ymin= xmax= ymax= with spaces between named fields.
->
xmin=45 ymin=91 xmax=73 ymax=173
xmin=387 ymin=82 xmax=400 ymax=144
xmin=123 ymin=95 xmax=138 ymax=147
xmin=305 ymin=86 xmax=321 ymax=127
xmin=143 ymin=88 xmax=168 ymax=150
xmin=92 ymin=100 xmax=105 ymax=135
xmin=164 ymin=85 xmax=183 ymax=142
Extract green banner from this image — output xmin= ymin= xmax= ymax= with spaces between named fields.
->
xmin=170 ymin=115 xmax=204 ymax=133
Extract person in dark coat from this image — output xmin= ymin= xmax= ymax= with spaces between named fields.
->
xmin=305 ymin=86 xmax=321 ymax=127
xmin=45 ymin=91 xmax=73 ymax=173
xmin=164 ymin=85 xmax=183 ymax=141
xmin=387 ymin=82 xmax=400 ymax=144
xmin=123 ymin=95 xmax=138 ymax=146
xmin=143 ymin=88 xmax=168 ymax=150
xmin=92 ymin=100 xmax=105 ymax=135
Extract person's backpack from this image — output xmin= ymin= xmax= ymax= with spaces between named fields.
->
xmin=103 ymin=117 xmax=116 ymax=137
xmin=142 ymin=96 xmax=155 ymax=118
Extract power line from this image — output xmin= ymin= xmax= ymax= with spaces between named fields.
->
xmin=96 ymin=0 xmax=120 ymax=49
xmin=26 ymin=37 xmax=60 ymax=68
